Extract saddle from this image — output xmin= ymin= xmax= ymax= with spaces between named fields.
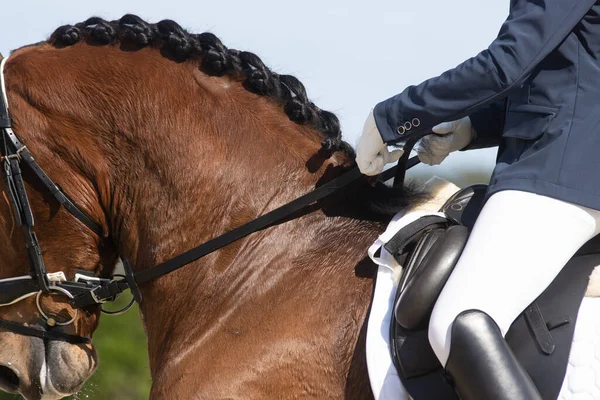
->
xmin=388 ymin=184 xmax=600 ymax=400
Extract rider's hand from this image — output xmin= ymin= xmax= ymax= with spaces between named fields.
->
xmin=356 ymin=110 xmax=404 ymax=176
xmin=416 ymin=117 xmax=475 ymax=165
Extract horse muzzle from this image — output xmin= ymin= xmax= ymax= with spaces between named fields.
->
xmin=0 ymin=331 xmax=97 ymax=400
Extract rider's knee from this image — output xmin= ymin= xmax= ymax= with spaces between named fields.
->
xmin=428 ymin=300 xmax=457 ymax=367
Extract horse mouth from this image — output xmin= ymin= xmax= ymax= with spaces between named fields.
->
xmin=0 ymin=364 xmax=20 ymax=394
xmin=0 ymin=338 xmax=97 ymax=400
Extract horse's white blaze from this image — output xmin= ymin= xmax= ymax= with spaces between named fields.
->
xmin=38 ymin=359 xmax=68 ymax=400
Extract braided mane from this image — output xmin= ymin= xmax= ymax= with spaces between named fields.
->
xmin=48 ymin=15 xmax=354 ymax=157
xmin=46 ymin=15 xmax=424 ymax=218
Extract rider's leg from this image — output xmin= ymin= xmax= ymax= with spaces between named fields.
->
xmin=428 ymin=190 xmax=600 ymax=399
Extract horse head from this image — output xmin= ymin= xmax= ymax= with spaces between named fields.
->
xmin=0 ymin=56 xmax=111 ymax=397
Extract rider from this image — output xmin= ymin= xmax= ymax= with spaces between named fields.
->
xmin=356 ymin=0 xmax=600 ymax=399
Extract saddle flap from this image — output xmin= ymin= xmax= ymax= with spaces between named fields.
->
xmin=395 ymin=225 xmax=469 ymax=330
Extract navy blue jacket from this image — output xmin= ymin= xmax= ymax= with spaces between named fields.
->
xmin=373 ymin=0 xmax=600 ymax=210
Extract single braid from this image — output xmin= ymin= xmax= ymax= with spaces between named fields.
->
xmin=79 ymin=17 xmax=118 ymax=45
xmin=156 ymin=20 xmax=194 ymax=61
xmin=119 ymin=14 xmax=157 ymax=46
xmin=47 ymin=15 xmax=352 ymax=157
xmin=195 ymin=32 xmax=230 ymax=75
xmin=50 ymin=25 xmax=82 ymax=46
xmin=279 ymin=75 xmax=315 ymax=124
xmin=239 ymin=52 xmax=278 ymax=96
xmin=226 ymin=49 xmax=244 ymax=75
xmin=317 ymin=110 xmax=344 ymax=152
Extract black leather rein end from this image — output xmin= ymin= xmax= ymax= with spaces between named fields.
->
xmin=393 ymin=133 xmax=429 ymax=189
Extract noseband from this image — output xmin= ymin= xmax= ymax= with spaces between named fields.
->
xmin=0 ymin=56 xmax=427 ymax=344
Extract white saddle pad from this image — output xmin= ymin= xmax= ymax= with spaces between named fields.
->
xmin=366 ymin=211 xmax=445 ymax=400
xmin=366 ymin=177 xmax=460 ymax=400
xmin=558 ymin=297 xmax=600 ymax=399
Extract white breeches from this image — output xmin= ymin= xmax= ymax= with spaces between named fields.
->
xmin=428 ymin=190 xmax=600 ymax=366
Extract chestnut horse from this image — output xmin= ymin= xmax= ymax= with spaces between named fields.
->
xmin=0 ymin=15 xmax=421 ymax=399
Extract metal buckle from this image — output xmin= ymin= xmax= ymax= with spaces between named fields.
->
xmin=89 ymin=285 xmax=107 ymax=304
xmin=88 ymin=278 xmax=135 ymax=315
xmin=0 ymin=145 xmax=26 ymax=162
xmin=74 ymin=273 xmax=106 ymax=284
xmin=46 ymin=271 xmax=66 ymax=284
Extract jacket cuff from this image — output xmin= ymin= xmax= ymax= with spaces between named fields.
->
xmin=373 ymin=100 xmax=401 ymax=143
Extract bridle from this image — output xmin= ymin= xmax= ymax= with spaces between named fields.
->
xmin=0 ymin=56 xmax=130 ymax=344
xmin=0 ymin=56 xmax=427 ymax=344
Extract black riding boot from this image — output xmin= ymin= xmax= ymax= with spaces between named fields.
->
xmin=445 ymin=310 xmax=542 ymax=400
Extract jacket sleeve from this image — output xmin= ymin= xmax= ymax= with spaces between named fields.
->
xmin=464 ymin=100 xmax=507 ymax=150
xmin=373 ymin=0 xmax=596 ymax=144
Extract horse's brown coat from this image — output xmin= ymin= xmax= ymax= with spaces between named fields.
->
xmin=0 ymin=41 xmax=396 ymax=398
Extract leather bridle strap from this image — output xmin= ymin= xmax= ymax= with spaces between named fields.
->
xmin=0 ymin=319 xmax=90 ymax=344
xmin=136 ymin=167 xmax=365 ymax=283
xmin=73 ymin=167 xmax=368 ymax=307
xmin=2 ymin=128 xmax=103 ymax=236
xmin=393 ymin=135 xmax=424 ymax=189
xmin=2 ymin=129 xmax=50 ymax=292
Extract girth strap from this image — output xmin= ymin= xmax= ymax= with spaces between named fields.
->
xmin=523 ymin=303 xmax=555 ymax=355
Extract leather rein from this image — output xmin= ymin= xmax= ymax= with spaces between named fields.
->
xmin=0 ymin=56 xmax=427 ymax=344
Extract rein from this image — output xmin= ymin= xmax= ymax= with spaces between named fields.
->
xmin=0 ymin=55 xmax=428 ymax=343
xmin=68 ymin=147 xmax=424 ymax=311
xmin=74 ymin=151 xmax=423 ymax=310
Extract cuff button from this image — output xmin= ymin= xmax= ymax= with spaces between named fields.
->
xmin=404 ymin=121 xmax=413 ymax=131
xmin=397 ymin=125 xmax=406 ymax=135
xmin=412 ymin=118 xmax=421 ymax=127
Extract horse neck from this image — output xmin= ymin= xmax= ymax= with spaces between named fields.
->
xmin=107 ymin=97 xmax=385 ymax=376
xmin=115 ymin=89 xmax=384 ymax=372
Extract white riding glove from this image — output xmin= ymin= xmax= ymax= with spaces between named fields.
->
xmin=356 ymin=110 xmax=404 ymax=176
xmin=416 ymin=117 xmax=475 ymax=165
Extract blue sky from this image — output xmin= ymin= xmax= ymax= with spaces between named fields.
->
xmin=1 ymin=0 xmax=507 ymax=186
